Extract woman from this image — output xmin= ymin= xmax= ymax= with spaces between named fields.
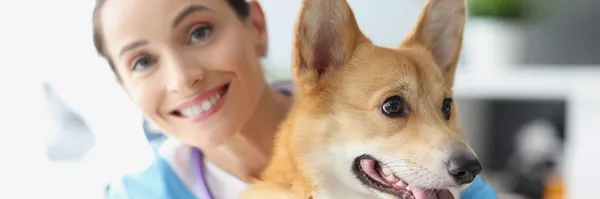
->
xmin=92 ymin=0 xmax=498 ymax=198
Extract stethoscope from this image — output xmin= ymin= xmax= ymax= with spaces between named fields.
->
xmin=191 ymin=147 xmax=215 ymax=199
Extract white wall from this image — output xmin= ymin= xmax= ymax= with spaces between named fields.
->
xmin=0 ymin=0 xmax=153 ymax=197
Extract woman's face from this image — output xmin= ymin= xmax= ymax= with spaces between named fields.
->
xmin=100 ymin=0 xmax=269 ymax=147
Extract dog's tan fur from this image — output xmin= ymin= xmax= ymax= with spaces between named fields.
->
xmin=240 ymin=0 xmax=476 ymax=198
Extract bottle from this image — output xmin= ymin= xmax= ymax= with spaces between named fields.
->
xmin=543 ymin=169 xmax=565 ymax=199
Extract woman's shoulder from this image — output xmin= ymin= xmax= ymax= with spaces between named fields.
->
xmin=105 ymin=140 xmax=198 ymax=199
xmin=105 ymin=156 xmax=197 ymax=199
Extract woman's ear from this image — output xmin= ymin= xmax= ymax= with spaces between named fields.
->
xmin=248 ymin=0 xmax=268 ymax=57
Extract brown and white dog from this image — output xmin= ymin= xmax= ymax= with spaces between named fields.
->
xmin=240 ymin=0 xmax=481 ymax=198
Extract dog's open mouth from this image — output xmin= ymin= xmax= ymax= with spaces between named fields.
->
xmin=352 ymin=155 xmax=455 ymax=199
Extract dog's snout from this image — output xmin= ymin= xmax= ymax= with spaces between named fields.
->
xmin=447 ymin=153 xmax=482 ymax=185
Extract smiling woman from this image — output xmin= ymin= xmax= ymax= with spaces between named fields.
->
xmin=93 ymin=0 xmax=284 ymax=157
xmin=91 ymin=0 xmax=497 ymax=199
xmin=93 ymin=0 xmax=292 ymax=198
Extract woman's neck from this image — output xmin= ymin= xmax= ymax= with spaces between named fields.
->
xmin=203 ymin=84 xmax=292 ymax=182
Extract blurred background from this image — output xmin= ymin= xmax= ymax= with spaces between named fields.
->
xmin=1 ymin=0 xmax=599 ymax=198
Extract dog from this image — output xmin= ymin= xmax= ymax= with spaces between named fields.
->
xmin=240 ymin=0 xmax=481 ymax=198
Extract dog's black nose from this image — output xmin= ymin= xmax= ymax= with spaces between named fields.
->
xmin=447 ymin=154 xmax=482 ymax=185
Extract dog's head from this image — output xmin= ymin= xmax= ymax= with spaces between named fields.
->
xmin=290 ymin=0 xmax=480 ymax=198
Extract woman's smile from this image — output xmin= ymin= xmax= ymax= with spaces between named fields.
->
xmin=170 ymin=82 xmax=231 ymax=122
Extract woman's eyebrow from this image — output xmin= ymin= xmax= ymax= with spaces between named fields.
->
xmin=119 ymin=40 xmax=148 ymax=57
xmin=172 ymin=4 xmax=213 ymax=28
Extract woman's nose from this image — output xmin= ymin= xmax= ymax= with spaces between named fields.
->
xmin=165 ymin=53 xmax=206 ymax=94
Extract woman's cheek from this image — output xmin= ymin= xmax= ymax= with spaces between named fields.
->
xmin=130 ymin=84 xmax=160 ymax=116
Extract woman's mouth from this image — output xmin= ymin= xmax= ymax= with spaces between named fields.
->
xmin=171 ymin=82 xmax=230 ymax=121
xmin=352 ymin=155 xmax=455 ymax=199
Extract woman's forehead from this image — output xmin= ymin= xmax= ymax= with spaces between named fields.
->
xmin=99 ymin=0 xmax=231 ymax=57
xmin=100 ymin=0 xmax=230 ymax=20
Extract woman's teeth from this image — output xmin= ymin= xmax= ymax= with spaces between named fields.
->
xmin=180 ymin=93 xmax=222 ymax=117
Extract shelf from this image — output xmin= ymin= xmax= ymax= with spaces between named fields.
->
xmin=454 ymin=65 xmax=600 ymax=100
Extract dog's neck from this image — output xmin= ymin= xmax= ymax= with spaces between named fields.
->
xmin=203 ymin=85 xmax=292 ymax=182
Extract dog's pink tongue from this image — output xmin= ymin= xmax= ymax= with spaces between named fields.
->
xmin=411 ymin=188 xmax=437 ymax=199
xmin=411 ymin=188 xmax=454 ymax=199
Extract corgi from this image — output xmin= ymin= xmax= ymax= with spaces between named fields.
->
xmin=240 ymin=0 xmax=481 ymax=198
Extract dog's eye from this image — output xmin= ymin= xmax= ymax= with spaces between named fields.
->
xmin=381 ymin=95 xmax=408 ymax=118
xmin=442 ymin=98 xmax=453 ymax=120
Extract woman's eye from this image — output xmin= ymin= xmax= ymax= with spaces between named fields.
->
xmin=441 ymin=98 xmax=453 ymax=120
xmin=132 ymin=56 xmax=154 ymax=72
xmin=189 ymin=24 xmax=213 ymax=44
xmin=381 ymin=95 xmax=409 ymax=118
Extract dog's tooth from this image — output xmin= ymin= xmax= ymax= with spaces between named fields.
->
xmin=385 ymin=174 xmax=398 ymax=183
xmin=381 ymin=167 xmax=392 ymax=176
xmin=405 ymin=185 xmax=411 ymax=191
xmin=396 ymin=180 xmax=410 ymax=188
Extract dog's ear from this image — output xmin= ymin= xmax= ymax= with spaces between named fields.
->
xmin=401 ymin=0 xmax=466 ymax=87
xmin=292 ymin=0 xmax=362 ymax=91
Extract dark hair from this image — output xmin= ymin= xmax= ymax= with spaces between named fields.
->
xmin=92 ymin=0 xmax=251 ymax=77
